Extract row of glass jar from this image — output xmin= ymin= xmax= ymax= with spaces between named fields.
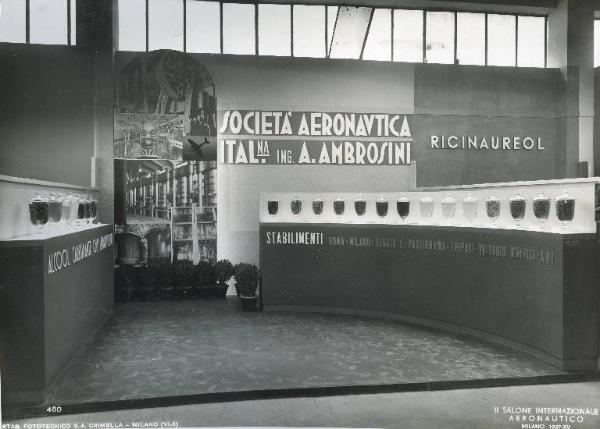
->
xmin=266 ymin=193 xmax=576 ymax=225
xmin=28 ymin=193 xmax=98 ymax=230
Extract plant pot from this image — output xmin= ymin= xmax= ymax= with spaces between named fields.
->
xmin=240 ymin=295 xmax=258 ymax=312
xmin=196 ymin=286 xmax=211 ymax=299
xmin=213 ymin=282 xmax=229 ymax=298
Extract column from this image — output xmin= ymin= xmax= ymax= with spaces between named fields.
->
xmin=150 ymin=174 xmax=155 ymax=205
xmin=155 ymin=174 xmax=160 ymax=206
xmin=142 ymin=181 xmax=147 ymax=211
xmin=548 ymin=0 xmax=595 ymax=176
xmin=162 ymin=181 xmax=168 ymax=207
xmin=163 ymin=180 xmax=167 ymax=208
xmin=165 ymin=170 xmax=171 ymax=206
xmin=78 ymin=0 xmax=115 ymax=224
xmin=196 ymin=161 xmax=207 ymax=207
xmin=181 ymin=176 xmax=188 ymax=206
xmin=188 ymin=163 xmax=195 ymax=205
xmin=133 ymin=186 xmax=137 ymax=213
xmin=172 ymin=168 xmax=178 ymax=207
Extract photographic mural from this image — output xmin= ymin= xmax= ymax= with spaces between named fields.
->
xmin=114 ymin=50 xmax=218 ymax=284
xmin=114 ymin=113 xmax=186 ymax=160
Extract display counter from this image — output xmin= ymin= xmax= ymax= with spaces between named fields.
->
xmin=259 ymin=179 xmax=600 ymax=371
xmin=0 ymin=224 xmax=114 ymax=404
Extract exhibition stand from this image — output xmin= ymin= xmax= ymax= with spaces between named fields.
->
xmin=0 ymin=175 xmax=114 ymax=405
xmin=260 ymin=179 xmax=600 ymax=371
xmin=0 ymin=224 xmax=114 ymax=404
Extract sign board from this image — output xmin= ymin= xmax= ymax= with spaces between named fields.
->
xmin=218 ymin=110 xmax=413 ymax=165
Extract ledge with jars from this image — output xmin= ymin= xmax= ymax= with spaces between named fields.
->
xmin=0 ymin=174 xmax=106 ymax=241
xmin=7 ymin=191 xmax=106 ymax=240
xmin=260 ymin=178 xmax=598 ymax=234
xmin=259 ymin=178 xmax=600 ymax=372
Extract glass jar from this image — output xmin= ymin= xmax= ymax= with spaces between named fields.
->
xmin=556 ymin=192 xmax=575 ymax=227
xmin=334 ymin=197 xmax=345 ymax=216
xmin=354 ymin=195 xmax=366 ymax=216
xmin=509 ymin=194 xmax=526 ymax=226
xmin=397 ymin=197 xmax=410 ymax=220
xmin=420 ymin=196 xmax=434 ymax=220
xmin=61 ymin=193 xmax=73 ymax=225
xmin=290 ymin=198 xmax=302 ymax=215
xmin=76 ymin=194 xmax=87 ymax=225
xmin=28 ymin=193 xmax=49 ymax=231
xmin=48 ymin=193 xmax=62 ymax=226
xmin=441 ymin=195 xmax=456 ymax=219
xmin=533 ymin=193 xmax=550 ymax=221
xmin=376 ymin=196 xmax=388 ymax=217
xmin=486 ymin=196 xmax=501 ymax=223
xmin=267 ymin=200 xmax=278 ymax=215
xmin=70 ymin=193 xmax=79 ymax=223
xmin=462 ymin=194 xmax=478 ymax=223
xmin=84 ymin=195 xmax=92 ymax=223
xmin=312 ymin=198 xmax=324 ymax=215
xmin=90 ymin=195 xmax=98 ymax=223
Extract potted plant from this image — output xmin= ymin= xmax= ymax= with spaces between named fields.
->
xmin=173 ymin=260 xmax=194 ymax=299
xmin=138 ymin=264 xmax=157 ymax=301
xmin=129 ymin=265 xmax=144 ymax=301
xmin=213 ymin=259 xmax=234 ymax=298
xmin=194 ymin=260 xmax=215 ymax=298
xmin=155 ymin=260 xmax=175 ymax=300
xmin=115 ymin=264 xmax=135 ymax=302
xmin=234 ymin=263 xmax=260 ymax=311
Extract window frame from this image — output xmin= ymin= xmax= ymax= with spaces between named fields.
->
xmin=112 ymin=0 xmax=549 ymax=69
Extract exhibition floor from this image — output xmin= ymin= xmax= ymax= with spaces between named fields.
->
xmin=44 ymin=298 xmax=566 ymax=407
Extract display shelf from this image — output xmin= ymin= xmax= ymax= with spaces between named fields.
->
xmin=1 ymin=223 xmax=110 ymax=243
xmin=260 ymin=178 xmax=600 ymax=234
xmin=1 ymin=175 xmax=102 ymax=241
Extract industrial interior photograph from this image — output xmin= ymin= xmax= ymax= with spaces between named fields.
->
xmin=1 ymin=0 xmax=600 ymax=427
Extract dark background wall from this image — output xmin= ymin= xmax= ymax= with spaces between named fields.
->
xmin=413 ymin=64 xmax=563 ymax=186
xmin=0 ymin=45 xmax=96 ymax=187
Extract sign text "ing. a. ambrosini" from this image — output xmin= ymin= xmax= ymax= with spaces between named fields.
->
xmin=218 ymin=110 xmax=413 ymax=166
